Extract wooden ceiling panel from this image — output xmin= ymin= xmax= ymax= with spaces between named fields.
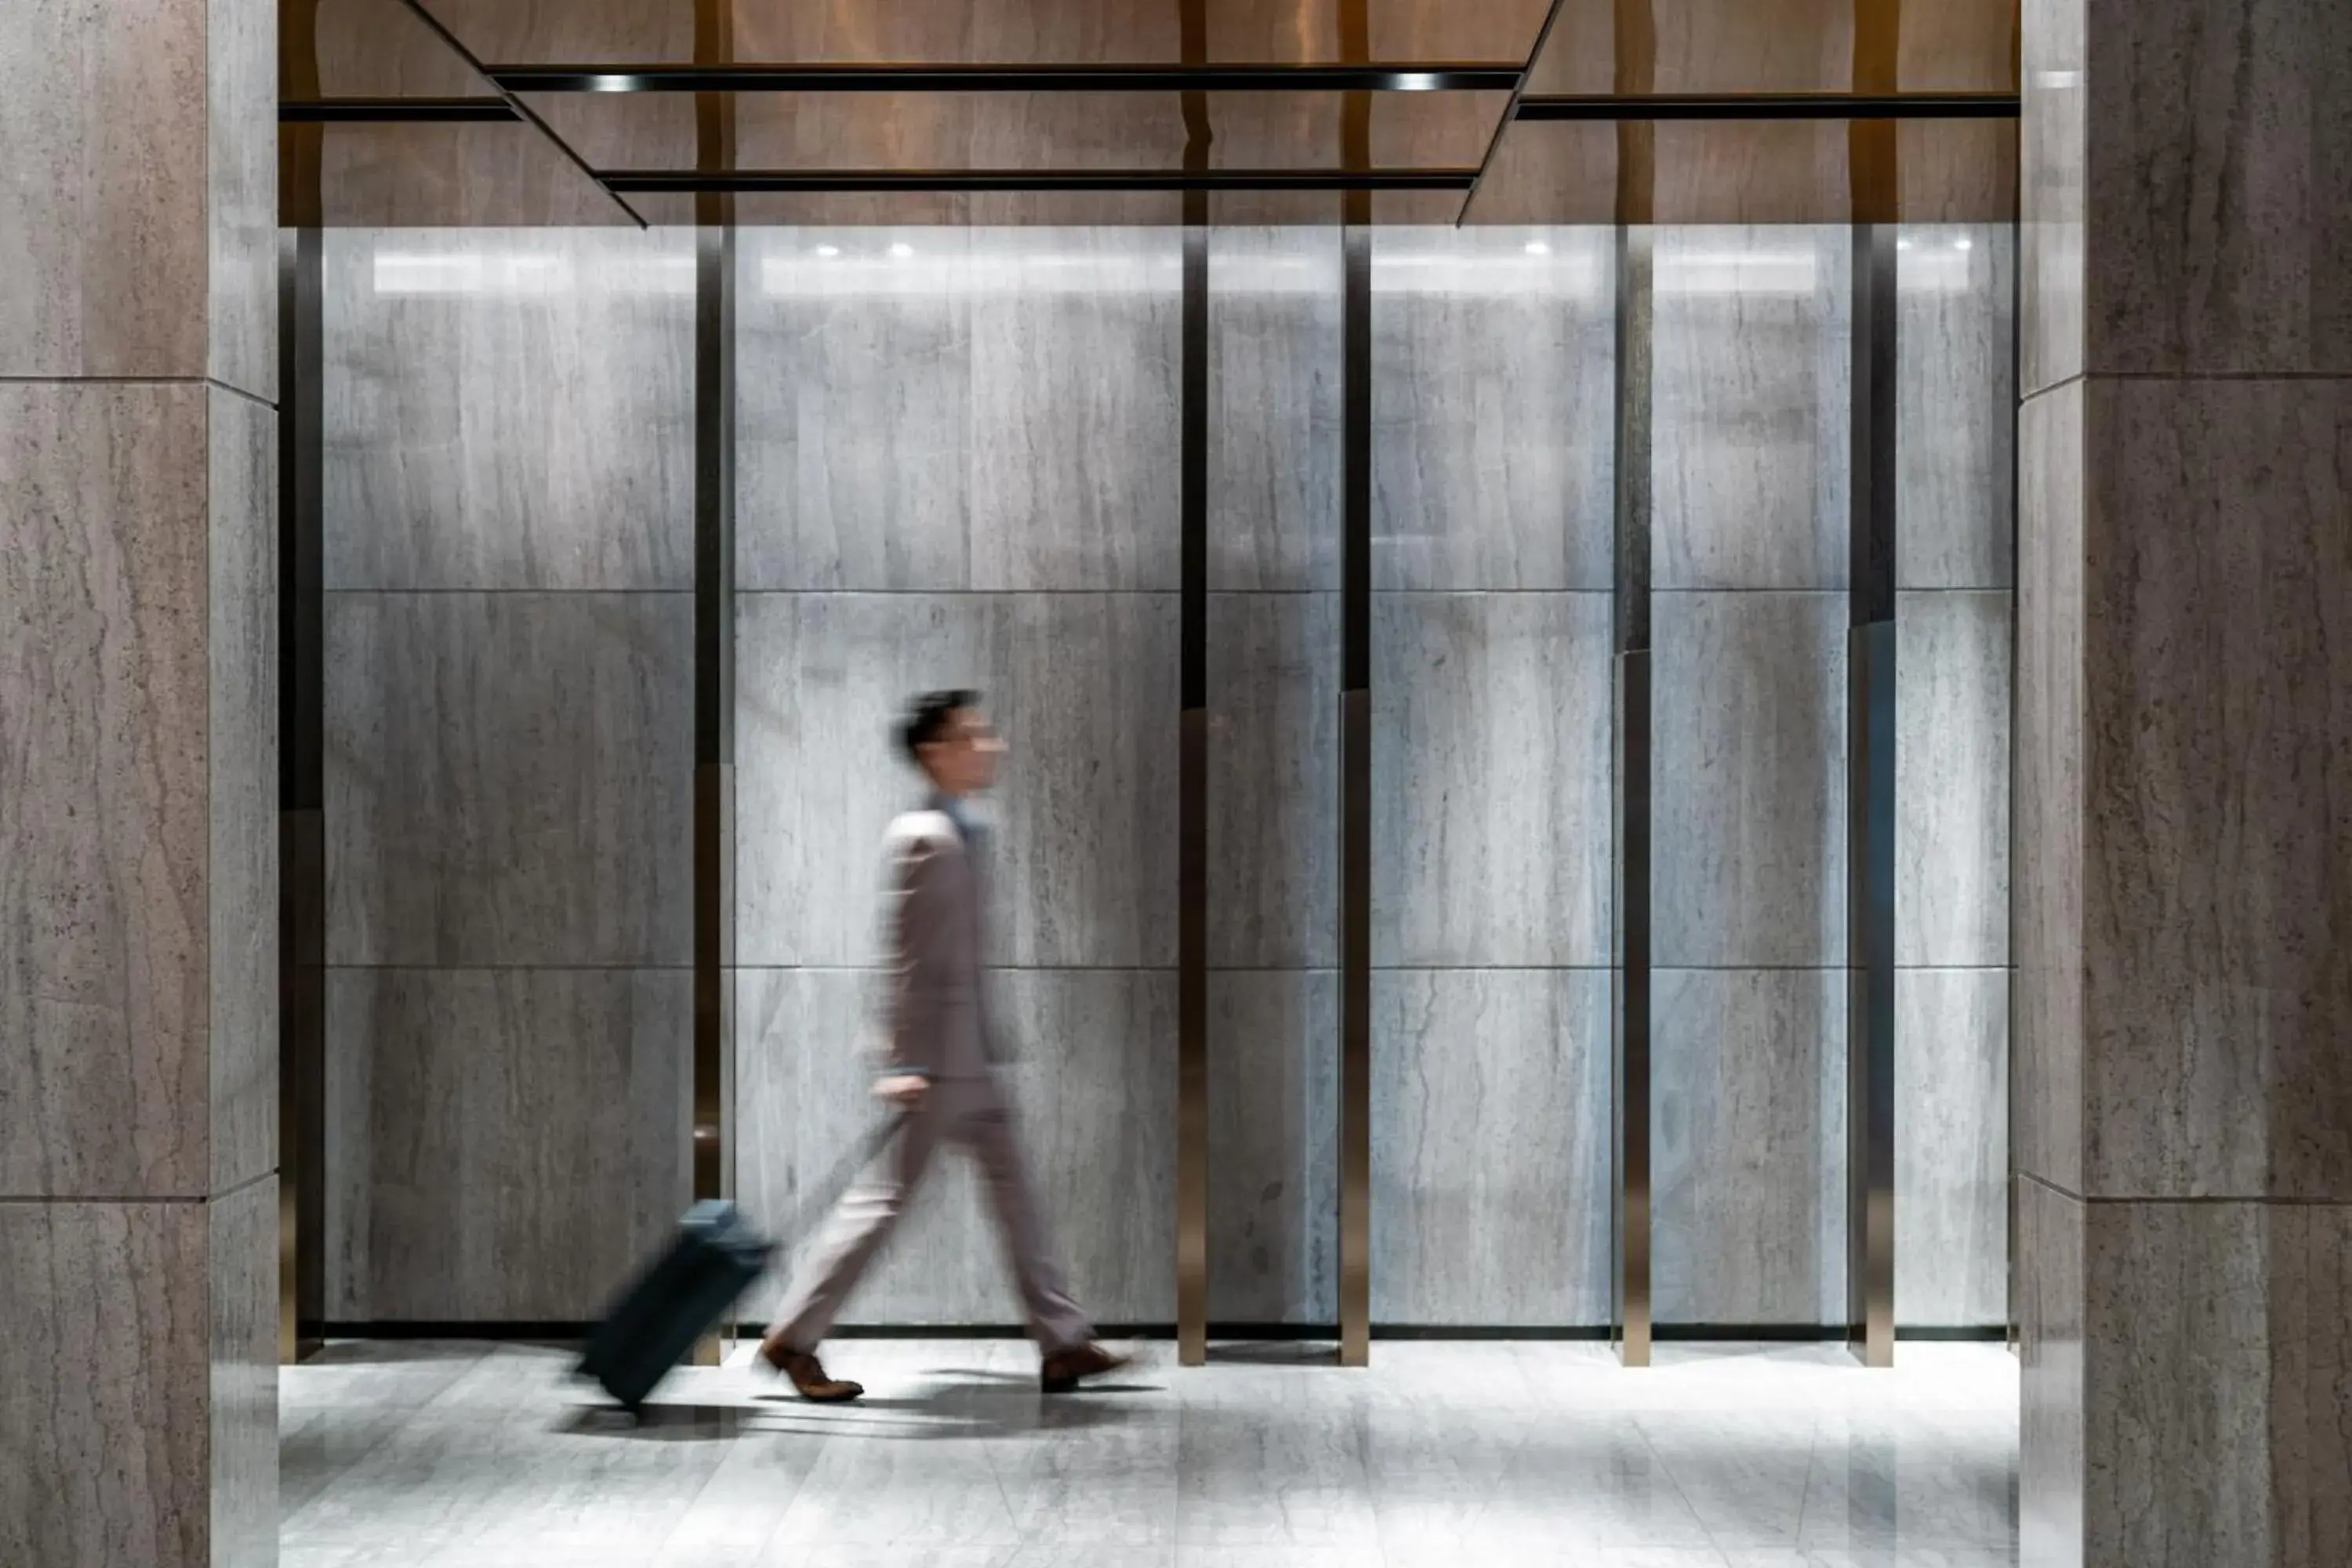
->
xmin=302 ymin=0 xmax=485 ymax=97
xmin=416 ymin=0 xmax=694 ymax=66
xmin=301 ymin=122 xmax=639 ymax=224
xmin=416 ymin=0 xmax=1548 ymax=67
xmin=1525 ymin=2 xmax=2018 ymax=98
xmin=1465 ymin=111 xmax=2015 ymax=225
xmin=1457 ymin=118 xmax=1618 ymax=224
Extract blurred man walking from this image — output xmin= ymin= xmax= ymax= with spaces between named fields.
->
xmin=759 ymin=691 xmax=1129 ymax=1401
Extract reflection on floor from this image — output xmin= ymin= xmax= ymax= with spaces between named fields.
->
xmin=280 ymin=1338 xmax=2019 ymax=1567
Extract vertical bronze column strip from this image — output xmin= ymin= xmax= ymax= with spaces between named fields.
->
xmin=1846 ymin=0 xmax=1901 ymax=1371
xmin=278 ymin=226 xmax=325 ymax=1368
xmin=690 ymin=0 xmax=736 ymax=1363
xmin=1173 ymin=0 xmax=1212 ymax=1371
xmin=1334 ymin=0 xmax=1374 ymax=1371
xmin=1846 ymin=222 xmax=1899 ymax=1369
xmin=2005 ymin=203 xmax=2024 ymax=1359
xmin=1608 ymin=0 xmax=1658 ymax=1370
xmin=1336 ymin=223 xmax=1374 ymax=1370
xmin=1610 ymin=225 xmax=1655 ymax=1369
xmin=278 ymin=0 xmax=325 ymax=1368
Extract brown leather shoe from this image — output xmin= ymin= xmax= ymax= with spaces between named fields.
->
xmin=759 ymin=1341 xmax=864 ymax=1403
xmin=1040 ymin=1342 xmax=1131 ymax=1393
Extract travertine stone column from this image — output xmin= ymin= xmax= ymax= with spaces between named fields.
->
xmin=2016 ymin=2 xmax=2352 ymax=1565
xmin=0 ymin=2 xmax=278 ymax=1564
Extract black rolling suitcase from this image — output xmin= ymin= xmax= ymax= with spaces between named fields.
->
xmin=578 ymin=1114 xmax=904 ymax=1412
xmin=578 ymin=1200 xmax=775 ymax=1412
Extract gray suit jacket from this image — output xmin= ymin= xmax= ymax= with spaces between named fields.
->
xmin=874 ymin=806 xmax=996 ymax=1081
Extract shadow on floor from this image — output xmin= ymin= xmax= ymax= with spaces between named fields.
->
xmin=1204 ymin=1341 xmax=1341 ymax=1367
xmin=555 ymin=1372 xmax=1160 ymax=1443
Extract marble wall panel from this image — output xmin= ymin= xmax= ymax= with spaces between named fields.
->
xmin=1898 ymin=225 xmax=2016 ymax=589
xmin=0 ymin=1201 xmax=209 ymax=1566
xmin=736 ymin=966 xmax=1174 ymax=1325
xmin=2078 ymin=0 xmax=2352 ymax=377
xmin=1207 ymin=592 xmax=1338 ymax=969
xmin=735 ymin=591 xmax=1179 ymax=968
xmin=735 ymin=592 xmax=989 ymax=967
xmin=2020 ymin=0 xmax=2085 ymax=396
xmin=2078 ymin=1200 xmax=2352 ymax=1568
xmin=1652 ymin=592 xmax=1848 ymax=968
xmin=324 ymin=968 xmax=690 ymax=1321
xmin=1207 ymin=971 xmax=1338 ymax=1324
xmin=1210 ymin=227 xmax=1341 ymax=592
xmin=1651 ymin=968 xmax=1847 ymax=1324
xmin=0 ymin=0 xmax=207 ymax=376
xmin=2079 ymin=378 xmax=2352 ymax=1201
xmin=323 ymin=591 xmax=693 ymax=968
xmin=0 ymin=384 xmax=211 ymax=1199
xmin=1370 ymin=227 xmax=1615 ymax=591
xmin=1651 ymin=227 xmax=1851 ymax=591
xmin=208 ymin=1175 xmax=277 ymax=1568
xmin=992 ymin=969 xmax=1178 ymax=1322
xmin=2015 ymin=379 xmax=2085 ymax=1194
xmin=209 ymin=387 xmax=278 ymax=1196
xmin=1896 ymin=591 xmax=2012 ymax=968
xmin=989 ymin=593 xmax=1181 ymax=967
xmin=967 ymin=229 xmax=1182 ymax=590
xmin=1371 ymin=969 xmax=1612 ymax=1326
xmin=737 ymin=229 xmax=1181 ymax=591
xmin=1371 ymin=592 xmax=1613 ymax=968
xmin=1896 ymin=970 xmax=2009 ymax=1327
xmin=322 ymin=229 xmax=695 ymax=591
xmin=735 ymin=228 xmax=975 ymax=591
xmin=206 ymin=0 xmax=275 ymax=401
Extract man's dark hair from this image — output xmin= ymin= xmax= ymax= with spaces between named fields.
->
xmin=901 ymin=688 xmax=980 ymax=763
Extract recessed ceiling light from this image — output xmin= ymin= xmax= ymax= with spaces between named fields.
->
xmin=815 ymin=245 xmax=840 ymax=257
xmin=889 ymin=242 xmax=915 ymax=259
xmin=1393 ymin=72 xmax=1440 ymax=92
xmin=590 ymin=74 xmax=637 ymax=93
xmin=1524 ymin=241 xmax=1551 ymax=256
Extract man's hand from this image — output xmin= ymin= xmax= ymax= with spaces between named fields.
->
xmin=873 ymin=1073 xmax=930 ymax=1110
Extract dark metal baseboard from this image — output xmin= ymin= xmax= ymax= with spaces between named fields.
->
xmin=320 ymin=1320 xmax=2010 ymax=1344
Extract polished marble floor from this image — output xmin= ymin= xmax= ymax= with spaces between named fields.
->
xmin=280 ymin=1338 xmax=2019 ymax=1568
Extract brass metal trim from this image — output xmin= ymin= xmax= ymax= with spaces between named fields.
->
xmin=278 ymin=220 xmax=326 ymax=1366
xmin=1610 ymin=224 xmax=1654 ymax=1368
xmin=1336 ymin=218 xmax=1373 ymax=1369
xmin=1846 ymin=220 xmax=1900 ymax=1370
xmin=1175 ymin=209 xmax=1210 ymax=1367
xmin=688 ymin=53 xmax=737 ymax=1352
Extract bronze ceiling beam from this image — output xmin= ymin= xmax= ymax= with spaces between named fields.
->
xmin=493 ymin=64 xmax=1523 ymax=94
xmin=281 ymin=97 xmax=518 ymax=122
xmin=1515 ymin=91 xmax=2016 ymax=120
xmin=603 ymin=168 xmax=1479 ymax=193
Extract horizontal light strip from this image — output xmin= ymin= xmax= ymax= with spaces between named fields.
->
xmin=494 ymin=62 xmax=1523 ymax=93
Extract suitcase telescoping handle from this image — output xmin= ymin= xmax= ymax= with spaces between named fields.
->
xmin=772 ymin=1107 xmax=912 ymax=1244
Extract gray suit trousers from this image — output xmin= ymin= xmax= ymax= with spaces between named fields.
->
xmin=766 ymin=1075 xmax=1094 ymax=1355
